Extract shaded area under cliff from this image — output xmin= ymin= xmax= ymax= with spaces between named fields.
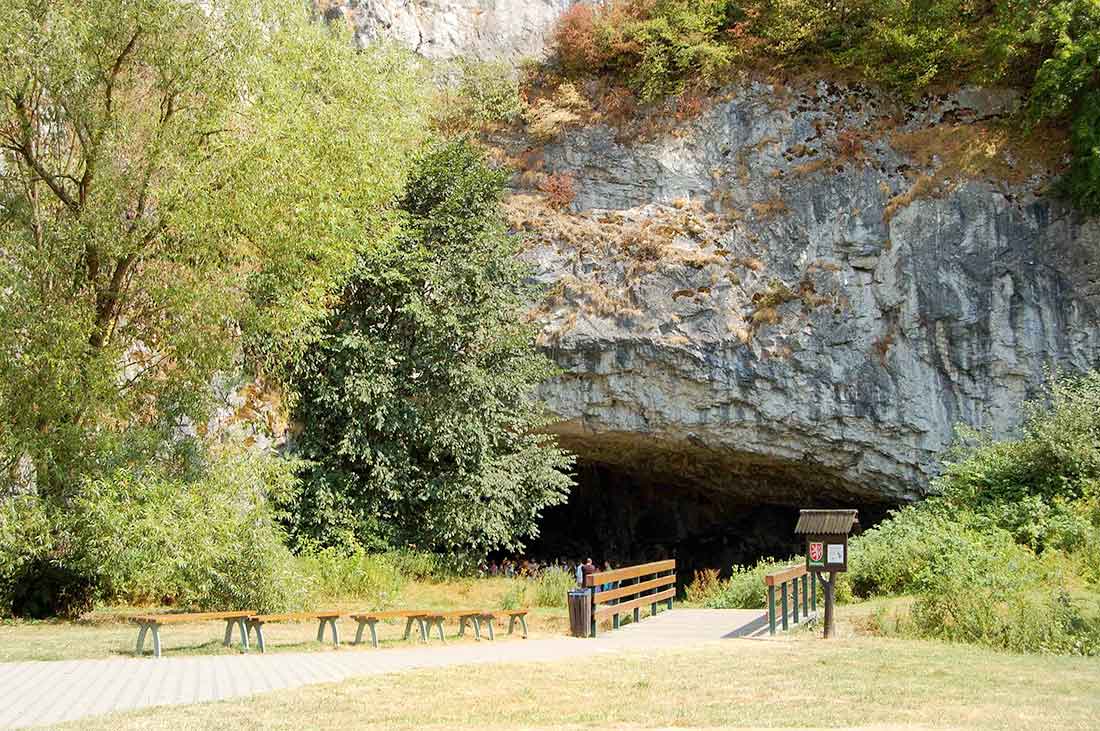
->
xmin=526 ymin=438 xmax=899 ymax=580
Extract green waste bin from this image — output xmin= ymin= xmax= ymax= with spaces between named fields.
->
xmin=568 ymin=589 xmax=591 ymax=638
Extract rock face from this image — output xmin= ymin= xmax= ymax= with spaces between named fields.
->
xmin=325 ymin=0 xmax=576 ymax=61
xmin=512 ymin=80 xmax=1100 ymax=506
xmin=343 ymin=2 xmax=1100 ymax=507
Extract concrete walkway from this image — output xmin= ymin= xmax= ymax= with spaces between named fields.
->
xmin=0 ymin=609 xmax=765 ymax=729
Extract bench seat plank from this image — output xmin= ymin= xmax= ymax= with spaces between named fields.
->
xmin=248 ymin=611 xmax=342 ymax=623
xmin=131 ymin=610 xmax=253 ymax=625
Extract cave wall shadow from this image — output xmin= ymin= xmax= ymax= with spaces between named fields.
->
xmin=526 ymin=461 xmax=896 ymax=585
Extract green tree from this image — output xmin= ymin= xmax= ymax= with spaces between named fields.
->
xmin=287 ymin=139 xmax=574 ymax=559
xmin=0 ymin=0 xmax=430 ymax=495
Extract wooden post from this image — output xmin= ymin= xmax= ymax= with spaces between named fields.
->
xmin=780 ymin=581 xmax=788 ymax=631
xmin=792 ymin=578 xmax=800 ymax=624
xmin=801 ymin=574 xmax=809 ymax=617
xmin=811 ymin=573 xmax=817 ymax=613
xmin=821 ymin=571 xmax=837 ymax=638
xmin=767 ymin=584 xmax=776 ymax=635
xmin=589 ymin=585 xmax=597 ymax=638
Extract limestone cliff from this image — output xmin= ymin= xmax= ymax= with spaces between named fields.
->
xmin=510 ymin=80 xmax=1100 ymax=506
xmin=324 ymin=0 xmax=574 ymax=60
xmin=339 ymin=2 xmax=1100 ymax=507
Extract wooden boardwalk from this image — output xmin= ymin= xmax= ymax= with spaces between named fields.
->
xmin=0 ymin=609 xmax=764 ymax=729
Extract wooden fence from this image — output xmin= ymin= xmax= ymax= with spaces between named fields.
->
xmin=584 ymin=560 xmax=676 ymax=637
xmin=763 ymin=564 xmax=817 ymax=635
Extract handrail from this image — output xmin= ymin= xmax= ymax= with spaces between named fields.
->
xmin=763 ymin=564 xmax=816 ymax=635
xmin=584 ymin=559 xmax=676 ymax=636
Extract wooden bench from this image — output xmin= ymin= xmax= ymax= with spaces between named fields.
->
xmin=131 ymin=611 xmax=254 ymax=658
xmin=417 ymin=610 xmax=490 ymax=643
xmin=349 ymin=610 xmax=436 ymax=647
xmin=245 ymin=611 xmax=343 ymax=653
xmin=481 ymin=609 xmax=529 ymax=640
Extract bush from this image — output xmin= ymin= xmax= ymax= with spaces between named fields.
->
xmin=0 ymin=496 xmax=54 ymax=616
xmin=70 ymin=451 xmax=307 ymax=613
xmin=442 ymin=59 xmax=525 ymax=129
xmin=9 ymin=559 xmax=97 ymax=620
xmin=702 ymin=557 xmax=794 ymax=609
xmin=296 ymin=548 xmax=440 ymax=606
xmin=908 ymin=538 xmax=1098 ymax=654
xmin=0 ymin=450 xmax=309 ymax=618
xmin=531 ymin=566 xmax=575 ymax=608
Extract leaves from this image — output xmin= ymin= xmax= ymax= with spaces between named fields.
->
xmin=287 ymin=139 xmax=574 ymax=560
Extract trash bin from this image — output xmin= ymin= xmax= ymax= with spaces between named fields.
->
xmin=567 ymin=589 xmax=592 ymax=638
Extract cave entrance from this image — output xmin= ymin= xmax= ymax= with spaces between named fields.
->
xmin=525 ymin=459 xmax=897 ymax=586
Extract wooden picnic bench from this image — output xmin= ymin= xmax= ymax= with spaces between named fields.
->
xmin=349 ymin=608 xmax=530 ymax=646
xmin=131 ymin=611 xmax=254 ymax=658
xmin=245 ymin=611 xmax=343 ymax=653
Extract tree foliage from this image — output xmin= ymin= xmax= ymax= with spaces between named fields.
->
xmin=286 ymin=139 xmax=574 ymax=559
xmin=0 ymin=0 xmax=431 ymax=495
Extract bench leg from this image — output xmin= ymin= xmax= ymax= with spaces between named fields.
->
xmin=417 ymin=618 xmax=429 ymax=643
xmin=508 ymin=615 xmax=516 ymax=635
xmin=484 ymin=617 xmax=495 ymax=641
xmin=458 ymin=616 xmax=466 ymax=637
xmin=135 ymin=624 xmax=149 ymax=657
xmin=519 ymin=615 xmax=528 ymax=639
xmin=471 ymin=616 xmax=482 ymax=641
xmin=329 ymin=618 xmax=341 ymax=647
xmin=151 ymin=625 xmax=162 ymax=658
xmin=223 ymin=620 xmax=234 ymax=647
xmin=368 ymin=619 xmax=378 ymax=648
xmin=238 ymin=619 xmax=250 ymax=652
xmin=403 ymin=617 xmax=415 ymax=641
xmin=250 ymin=622 xmax=267 ymax=654
xmin=434 ymin=618 xmax=445 ymax=643
xmin=354 ymin=620 xmax=366 ymax=645
xmin=317 ymin=619 xmax=326 ymax=643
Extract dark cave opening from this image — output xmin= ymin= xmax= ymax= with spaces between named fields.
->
xmin=524 ymin=460 xmax=898 ymax=585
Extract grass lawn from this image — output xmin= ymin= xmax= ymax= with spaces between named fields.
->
xmin=0 ymin=577 xmax=570 ymax=661
xmin=53 ymin=629 xmax=1100 ymax=730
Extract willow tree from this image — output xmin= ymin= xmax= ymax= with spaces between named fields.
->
xmin=0 ymin=0 xmax=430 ymax=495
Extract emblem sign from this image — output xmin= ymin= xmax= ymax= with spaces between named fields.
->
xmin=808 ymin=541 xmax=824 ymax=565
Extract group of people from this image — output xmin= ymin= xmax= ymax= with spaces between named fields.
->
xmin=479 ymin=557 xmax=574 ymax=578
xmin=477 ymin=556 xmax=618 ymax=592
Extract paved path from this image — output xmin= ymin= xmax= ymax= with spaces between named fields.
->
xmin=0 ymin=609 xmax=766 ymax=729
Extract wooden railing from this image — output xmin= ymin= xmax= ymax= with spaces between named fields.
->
xmin=584 ymin=559 xmax=676 ymax=637
xmin=763 ymin=564 xmax=816 ymax=635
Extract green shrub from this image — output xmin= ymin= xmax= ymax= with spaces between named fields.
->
xmin=448 ymin=59 xmax=525 ymax=127
xmin=69 ymin=451 xmax=307 ymax=613
xmin=0 ymin=496 xmax=54 ymax=615
xmin=296 ymin=548 xmax=439 ymax=606
xmin=531 ymin=566 xmax=575 ymax=608
xmin=908 ymin=537 xmax=1098 ymax=654
xmin=500 ymin=580 xmax=526 ymax=610
xmin=703 ymin=557 xmax=794 ymax=609
xmin=1 ymin=450 xmax=310 ymax=617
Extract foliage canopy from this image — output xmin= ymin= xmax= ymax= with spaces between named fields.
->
xmin=0 ymin=0 xmax=431 ymax=495
xmin=286 ymin=139 xmax=574 ymax=560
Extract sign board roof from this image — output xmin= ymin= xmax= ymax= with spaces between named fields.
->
xmin=794 ymin=509 xmax=859 ymax=535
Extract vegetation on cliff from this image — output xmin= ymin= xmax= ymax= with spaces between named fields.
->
xmin=550 ymin=0 xmax=1100 ymax=211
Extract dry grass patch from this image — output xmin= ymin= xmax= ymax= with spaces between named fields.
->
xmin=885 ymin=122 xmax=1069 ymax=221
